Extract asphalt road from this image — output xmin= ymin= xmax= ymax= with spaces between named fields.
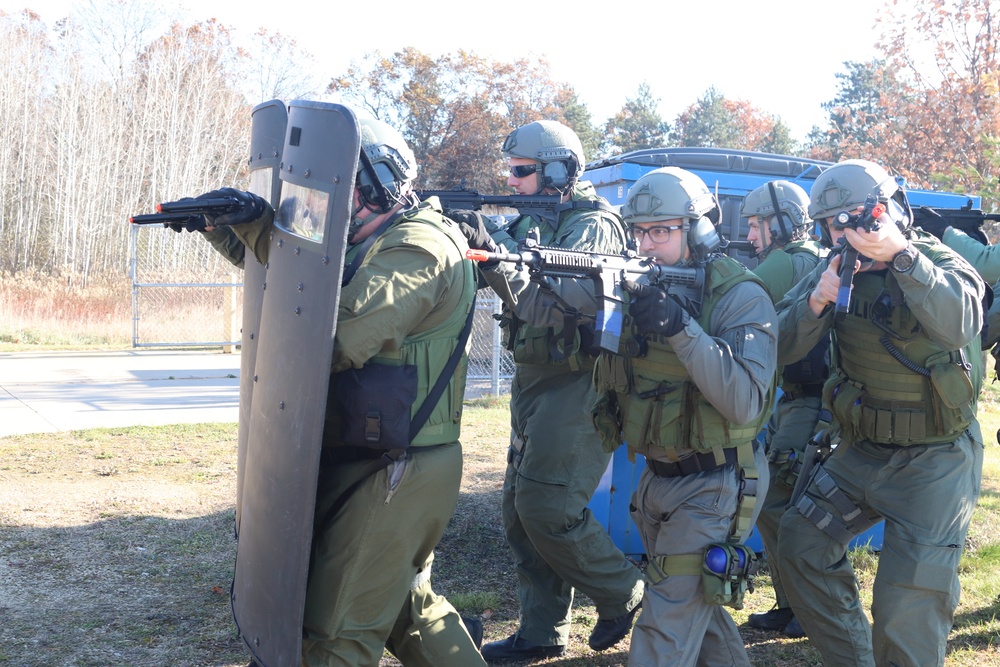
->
xmin=0 ymin=350 xmax=241 ymax=437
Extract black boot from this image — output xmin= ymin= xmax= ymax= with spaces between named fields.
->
xmin=588 ymin=602 xmax=641 ymax=651
xmin=748 ymin=606 xmax=795 ymax=631
xmin=481 ymin=633 xmax=566 ymax=663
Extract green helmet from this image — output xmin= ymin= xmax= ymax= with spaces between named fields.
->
xmin=501 ymin=120 xmax=584 ymax=194
xmin=808 ymin=159 xmax=911 ymax=244
xmin=623 ymin=166 xmax=722 ymax=262
xmin=356 ymin=116 xmax=417 ymax=214
xmin=740 ymin=180 xmax=811 ymax=250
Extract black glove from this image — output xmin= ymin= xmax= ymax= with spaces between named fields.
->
xmin=162 ymin=201 xmax=207 ymax=233
xmin=165 ymin=188 xmax=268 ymax=233
xmin=446 ymin=209 xmax=495 ymax=251
xmin=624 ymin=279 xmax=687 ymax=337
xmin=203 ymin=187 xmax=269 ymax=226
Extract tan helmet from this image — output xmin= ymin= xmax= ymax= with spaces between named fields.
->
xmin=808 ymin=159 xmax=911 ymax=245
xmin=501 ymin=120 xmax=584 ymax=194
xmin=740 ymin=180 xmax=811 ymax=250
xmin=623 ymin=166 xmax=722 ymax=262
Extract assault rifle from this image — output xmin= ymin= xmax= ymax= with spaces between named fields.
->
xmin=833 ymin=194 xmax=885 ymax=320
xmin=912 ymin=200 xmax=1000 ymax=246
xmin=417 ymin=185 xmax=568 ymax=226
xmin=467 ymin=230 xmax=704 ymax=353
xmin=129 ymin=196 xmax=245 ymax=226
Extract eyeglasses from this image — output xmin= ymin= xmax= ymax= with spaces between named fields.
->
xmin=629 ymin=225 xmax=682 ymax=244
xmin=510 ymin=164 xmax=538 ymax=178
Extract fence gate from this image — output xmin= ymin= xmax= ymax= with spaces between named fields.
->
xmin=129 ymin=224 xmax=243 ymax=348
xmin=129 ymin=224 xmax=514 ymax=390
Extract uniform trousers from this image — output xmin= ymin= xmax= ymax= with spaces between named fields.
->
xmin=302 ymin=442 xmax=485 ymax=667
xmin=777 ymin=426 xmax=984 ymax=667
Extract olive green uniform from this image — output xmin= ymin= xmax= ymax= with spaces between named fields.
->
xmin=591 ymin=257 xmax=777 ymax=667
xmin=751 ymin=240 xmax=828 ymax=610
xmin=221 ymin=201 xmax=485 ymax=667
xmin=477 ymin=182 xmax=644 ymax=648
xmin=774 ymin=232 xmax=986 ymax=667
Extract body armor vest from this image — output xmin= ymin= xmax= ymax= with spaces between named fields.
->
xmin=343 ymin=204 xmax=476 ymax=446
xmin=824 ymin=243 xmax=981 ymax=445
xmin=593 ymin=256 xmax=775 ymax=459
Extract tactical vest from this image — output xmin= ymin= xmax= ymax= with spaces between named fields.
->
xmin=501 ymin=182 xmax=628 ymax=372
xmin=593 ymin=256 xmax=775 ymax=459
xmin=824 ymin=242 xmax=982 ymax=445
xmin=343 ymin=204 xmax=477 ymax=447
xmin=757 ymin=241 xmax=831 ymax=391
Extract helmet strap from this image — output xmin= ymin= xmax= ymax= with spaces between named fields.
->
xmin=767 ymin=181 xmax=791 ymax=244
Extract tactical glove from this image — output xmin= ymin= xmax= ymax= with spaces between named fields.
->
xmin=446 ymin=209 xmax=501 ymax=268
xmin=624 ymin=279 xmax=687 ymax=337
xmin=164 ymin=188 xmax=268 ymax=233
xmin=446 ymin=209 xmax=495 ymax=250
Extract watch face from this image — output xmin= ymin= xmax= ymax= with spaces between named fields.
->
xmin=894 ymin=249 xmax=914 ymax=271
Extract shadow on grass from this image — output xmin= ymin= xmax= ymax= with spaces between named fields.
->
xmin=0 ymin=509 xmax=247 ymax=667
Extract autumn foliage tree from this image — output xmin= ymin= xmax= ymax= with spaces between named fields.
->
xmin=672 ymin=87 xmax=797 ymax=155
xmin=876 ymin=0 xmax=1000 ymax=207
xmin=327 ymin=48 xmax=581 ymax=192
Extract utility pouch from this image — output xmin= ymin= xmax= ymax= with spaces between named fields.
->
xmin=331 ymin=363 xmax=418 ymax=450
xmin=701 ymin=543 xmax=756 ymax=609
xmin=591 ymin=390 xmax=624 ymax=453
xmin=927 ymin=351 xmax=974 ymax=410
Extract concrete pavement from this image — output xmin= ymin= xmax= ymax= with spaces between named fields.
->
xmin=0 ymin=350 xmax=241 ymax=437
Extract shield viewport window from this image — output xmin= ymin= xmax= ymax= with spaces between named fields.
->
xmin=277 ymin=182 xmax=330 ymax=243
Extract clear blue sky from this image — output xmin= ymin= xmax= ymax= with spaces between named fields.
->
xmin=7 ymin=0 xmax=885 ymax=143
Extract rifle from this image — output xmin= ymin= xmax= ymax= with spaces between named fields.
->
xmin=129 ymin=196 xmax=245 ymax=226
xmin=832 ymin=194 xmax=885 ymax=320
xmin=417 ymin=185 xmax=576 ymax=227
xmin=912 ymin=200 xmax=1000 ymax=246
xmin=466 ymin=230 xmax=704 ymax=353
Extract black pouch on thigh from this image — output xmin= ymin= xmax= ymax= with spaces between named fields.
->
xmin=331 ymin=363 xmax=418 ymax=450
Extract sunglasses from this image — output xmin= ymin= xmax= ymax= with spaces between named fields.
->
xmin=510 ymin=164 xmax=538 ymax=178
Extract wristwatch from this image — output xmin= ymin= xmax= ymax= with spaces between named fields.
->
xmin=890 ymin=243 xmax=918 ymax=273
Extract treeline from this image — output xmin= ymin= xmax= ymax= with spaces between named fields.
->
xmin=2 ymin=0 xmax=999 ymax=283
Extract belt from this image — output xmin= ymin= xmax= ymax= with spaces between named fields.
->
xmin=646 ymin=447 xmax=739 ymax=478
xmin=782 ymin=384 xmax=824 ymax=401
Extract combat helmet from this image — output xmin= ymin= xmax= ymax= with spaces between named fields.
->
xmin=622 ymin=166 xmax=722 ymax=264
xmin=808 ymin=159 xmax=911 ymax=246
xmin=355 ymin=116 xmax=418 ymax=217
xmin=740 ymin=180 xmax=812 ymax=256
xmin=501 ymin=120 xmax=584 ymax=195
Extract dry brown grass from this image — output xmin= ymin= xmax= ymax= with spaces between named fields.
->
xmin=0 ymin=269 xmax=242 ymax=349
xmin=0 ymin=269 xmax=132 ymax=347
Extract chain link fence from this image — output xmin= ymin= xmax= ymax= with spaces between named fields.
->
xmin=130 ymin=226 xmax=244 ymax=348
xmin=130 ymin=225 xmax=515 ymax=395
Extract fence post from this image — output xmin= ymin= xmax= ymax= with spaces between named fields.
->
xmin=491 ymin=293 xmax=503 ymax=396
xmin=223 ymin=273 xmax=239 ymax=353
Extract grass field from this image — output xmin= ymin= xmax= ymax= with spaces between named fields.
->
xmin=1 ymin=389 xmax=1000 ymax=666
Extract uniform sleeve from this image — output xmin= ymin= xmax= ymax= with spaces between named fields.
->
xmin=894 ymin=244 xmax=985 ymax=349
xmin=228 ymin=207 xmax=275 ymax=266
xmin=331 ymin=235 xmax=458 ymax=372
xmin=200 ymin=227 xmax=246 ymax=269
xmin=668 ymin=281 xmax=777 ymax=425
xmin=943 ymin=227 xmax=1000 ymax=284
